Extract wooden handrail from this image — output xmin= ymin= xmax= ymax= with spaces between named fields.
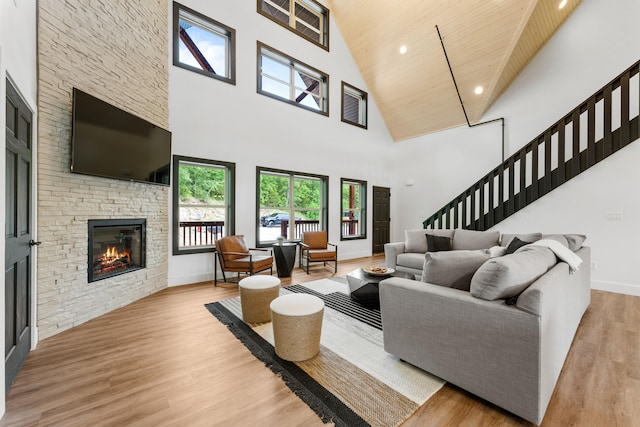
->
xmin=423 ymin=60 xmax=640 ymax=230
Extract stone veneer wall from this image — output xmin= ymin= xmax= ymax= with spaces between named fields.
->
xmin=37 ymin=0 xmax=169 ymax=339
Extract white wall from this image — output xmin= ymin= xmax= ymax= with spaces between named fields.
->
xmin=391 ymin=0 xmax=640 ymax=295
xmin=168 ymin=0 xmax=394 ymax=285
xmin=0 ymin=0 xmax=38 ymax=416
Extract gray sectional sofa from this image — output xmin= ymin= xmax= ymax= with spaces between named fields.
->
xmin=380 ymin=229 xmax=590 ymax=425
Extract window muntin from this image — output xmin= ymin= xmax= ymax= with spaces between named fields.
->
xmin=257 ymin=167 xmax=328 ymax=246
xmin=173 ymin=2 xmax=236 ymax=84
xmin=258 ymin=0 xmax=329 ymax=50
xmin=258 ymin=43 xmax=329 ymax=115
xmin=172 ymin=156 xmax=235 ymax=255
xmin=341 ymin=179 xmax=367 ymax=240
xmin=342 ymin=82 xmax=368 ymax=128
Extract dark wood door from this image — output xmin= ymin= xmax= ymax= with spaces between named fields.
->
xmin=5 ymin=79 xmax=33 ymax=393
xmin=372 ymin=186 xmax=390 ymax=254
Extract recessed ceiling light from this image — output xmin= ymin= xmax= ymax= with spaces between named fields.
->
xmin=399 ymin=45 xmax=407 ymax=55
xmin=559 ymin=0 xmax=567 ymax=9
xmin=474 ymin=86 xmax=483 ymax=95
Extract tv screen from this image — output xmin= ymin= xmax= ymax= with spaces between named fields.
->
xmin=71 ymin=88 xmax=171 ymax=186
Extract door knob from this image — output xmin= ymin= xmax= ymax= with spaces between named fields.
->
xmin=29 ymin=240 xmax=42 ymax=247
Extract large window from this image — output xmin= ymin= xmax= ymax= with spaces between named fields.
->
xmin=342 ymin=82 xmax=368 ymax=128
xmin=257 ymin=167 xmax=328 ymax=246
xmin=341 ymin=178 xmax=367 ymax=240
xmin=258 ymin=42 xmax=329 ymax=116
xmin=173 ymin=2 xmax=236 ymax=84
xmin=172 ymin=156 xmax=235 ymax=255
xmin=257 ymin=0 xmax=329 ymax=50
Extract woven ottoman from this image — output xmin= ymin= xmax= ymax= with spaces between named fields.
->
xmin=270 ymin=294 xmax=325 ymax=361
xmin=238 ymin=275 xmax=281 ymax=323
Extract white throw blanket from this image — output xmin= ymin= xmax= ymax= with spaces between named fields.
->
xmin=531 ymin=239 xmax=583 ymax=273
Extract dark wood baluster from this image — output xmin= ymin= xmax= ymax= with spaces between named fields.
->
xmin=603 ymin=86 xmax=613 ymax=158
xmin=557 ymin=119 xmax=566 ymax=186
xmin=587 ymin=98 xmax=597 ymax=166
xmin=619 ymin=71 xmax=630 ymax=149
xmin=572 ymin=109 xmax=581 ymax=178
xmin=544 ymin=130 xmax=552 ymax=195
xmin=507 ymin=157 xmax=515 ymax=216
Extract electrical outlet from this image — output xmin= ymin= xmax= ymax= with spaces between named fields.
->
xmin=606 ymin=212 xmax=624 ymax=221
xmin=591 ymin=261 xmax=598 ymax=271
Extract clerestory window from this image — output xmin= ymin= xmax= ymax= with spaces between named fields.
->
xmin=173 ymin=2 xmax=236 ymax=85
xmin=258 ymin=42 xmax=329 ymax=116
xmin=342 ymin=82 xmax=368 ymax=129
xmin=257 ymin=0 xmax=329 ymax=50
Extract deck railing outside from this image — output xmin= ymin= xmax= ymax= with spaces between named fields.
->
xmin=278 ymin=219 xmax=361 ymax=239
xmin=179 ymin=221 xmax=224 ymax=247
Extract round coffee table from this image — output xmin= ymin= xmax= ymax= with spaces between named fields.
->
xmin=346 ymin=268 xmax=414 ymax=309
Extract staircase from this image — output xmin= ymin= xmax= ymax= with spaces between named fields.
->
xmin=423 ymin=60 xmax=640 ymax=231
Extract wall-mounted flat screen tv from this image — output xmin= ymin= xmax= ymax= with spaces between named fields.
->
xmin=71 ymin=88 xmax=171 ymax=186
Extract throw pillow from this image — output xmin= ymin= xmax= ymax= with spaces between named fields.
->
xmin=421 ymin=249 xmax=492 ymax=291
xmin=426 ymin=234 xmax=452 ymax=252
xmin=452 ymin=229 xmax=500 ymax=250
xmin=504 ymin=237 xmax=529 ymax=255
xmin=500 ymin=232 xmax=542 ymax=247
xmin=404 ymin=229 xmax=455 ymax=253
xmin=470 ymin=245 xmax=557 ymax=301
xmin=564 ymin=234 xmax=587 ymax=251
xmin=487 ymin=245 xmax=507 ymax=258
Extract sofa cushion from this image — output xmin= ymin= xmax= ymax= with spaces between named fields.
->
xmin=405 ymin=230 xmax=428 ymax=253
xmin=452 ymin=229 xmax=500 ymax=250
xmin=426 ymin=234 xmax=452 ymax=252
xmin=470 ymin=246 xmax=557 ymax=300
xmin=501 ymin=232 xmax=542 ymax=247
xmin=421 ymin=249 xmax=492 ymax=291
xmin=396 ymin=253 xmax=426 ymax=271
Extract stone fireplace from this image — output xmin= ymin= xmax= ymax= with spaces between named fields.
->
xmin=88 ymin=219 xmax=146 ymax=283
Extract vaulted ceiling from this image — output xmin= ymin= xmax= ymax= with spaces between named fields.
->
xmin=327 ymin=0 xmax=583 ymax=141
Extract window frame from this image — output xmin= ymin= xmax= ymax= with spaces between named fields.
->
xmin=172 ymin=155 xmax=236 ymax=255
xmin=340 ymin=178 xmax=367 ymax=241
xmin=257 ymin=41 xmax=330 ymax=116
xmin=172 ymin=2 xmax=236 ymax=85
xmin=341 ymin=81 xmax=368 ymax=129
xmin=256 ymin=166 xmax=329 ymax=247
xmin=257 ymin=0 xmax=330 ymax=51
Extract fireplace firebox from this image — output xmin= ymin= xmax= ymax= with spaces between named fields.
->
xmin=88 ymin=219 xmax=146 ymax=282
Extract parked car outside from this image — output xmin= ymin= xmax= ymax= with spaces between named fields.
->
xmin=260 ymin=212 xmax=301 ymax=227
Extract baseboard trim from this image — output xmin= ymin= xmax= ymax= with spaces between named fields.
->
xmin=591 ymin=280 xmax=640 ymax=296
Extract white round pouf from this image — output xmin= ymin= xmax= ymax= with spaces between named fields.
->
xmin=270 ymin=294 xmax=325 ymax=361
xmin=238 ymin=275 xmax=281 ymax=324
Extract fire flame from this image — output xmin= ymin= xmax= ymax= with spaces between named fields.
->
xmin=102 ymin=246 xmax=131 ymax=264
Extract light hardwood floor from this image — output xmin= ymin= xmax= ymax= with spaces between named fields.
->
xmin=2 ymin=255 xmax=639 ymax=426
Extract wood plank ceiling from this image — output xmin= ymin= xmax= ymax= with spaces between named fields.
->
xmin=327 ymin=0 xmax=583 ymax=141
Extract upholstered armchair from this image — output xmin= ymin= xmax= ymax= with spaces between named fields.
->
xmin=214 ymin=235 xmax=273 ymax=286
xmin=300 ymin=231 xmax=337 ymax=274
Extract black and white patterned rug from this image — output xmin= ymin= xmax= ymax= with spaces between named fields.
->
xmin=205 ymin=277 xmax=444 ymax=427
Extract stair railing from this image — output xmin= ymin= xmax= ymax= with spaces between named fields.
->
xmin=423 ymin=60 xmax=640 ymax=231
